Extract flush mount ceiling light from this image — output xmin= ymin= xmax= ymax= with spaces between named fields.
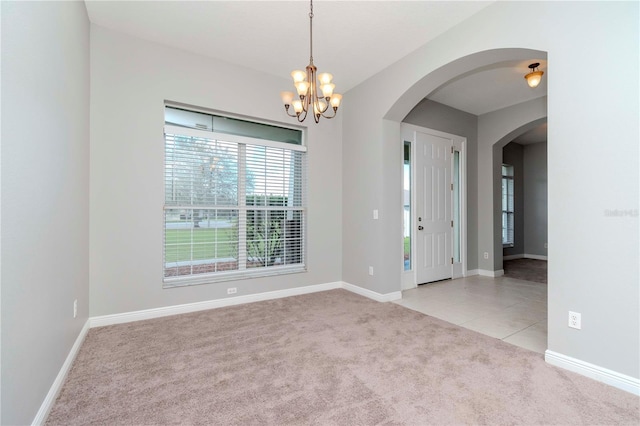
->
xmin=525 ymin=63 xmax=544 ymax=88
xmin=280 ymin=0 xmax=342 ymax=123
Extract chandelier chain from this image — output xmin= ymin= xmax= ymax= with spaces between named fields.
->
xmin=309 ymin=0 xmax=314 ymax=64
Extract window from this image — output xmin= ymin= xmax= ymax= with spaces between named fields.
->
xmin=502 ymin=164 xmax=514 ymax=246
xmin=163 ymin=106 xmax=306 ymax=286
xmin=403 ymin=142 xmax=411 ymax=271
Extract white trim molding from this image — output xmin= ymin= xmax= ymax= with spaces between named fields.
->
xmin=91 ymin=282 xmax=342 ymax=327
xmin=32 ymin=320 xmax=90 ymax=425
xmin=90 ymin=281 xmax=402 ymax=328
xmin=503 ymin=254 xmax=548 ymax=261
xmin=545 ymin=350 xmax=640 ymax=396
xmin=342 ymin=281 xmax=402 ymax=302
xmin=524 ymin=254 xmax=548 ymax=261
xmin=478 ymin=269 xmax=504 ymax=277
xmin=503 ymin=254 xmax=525 ymax=261
xmin=464 ymin=269 xmax=479 ymax=277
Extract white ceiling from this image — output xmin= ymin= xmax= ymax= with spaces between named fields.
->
xmin=84 ymin=1 xmax=492 ymax=92
xmin=428 ymin=60 xmax=547 ymax=115
xmin=84 ymin=1 xmax=547 ymax=117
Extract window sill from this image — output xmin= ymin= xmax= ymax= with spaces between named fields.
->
xmin=163 ymin=265 xmax=307 ymax=289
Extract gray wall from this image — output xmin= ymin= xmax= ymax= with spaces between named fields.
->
xmin=502 ymin=142 xmax=525 ymax=257
xmin=89 ymin=26 xmax=343 ymax=316
xmin=1 ymin=2 xmax=90 ymax=424
xmin=403 ymin=99 xmax=479 ymax=270
xmin=481 ymin=98 xmax=547 ymax=272
xmin=524 ymin=142 xmax=548 ymax=256
xmin=343 ymin=1 xmax=639 ymax=379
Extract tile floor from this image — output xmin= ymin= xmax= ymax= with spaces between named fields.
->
xmin=394 ymin=275 xmax=547 ymax=354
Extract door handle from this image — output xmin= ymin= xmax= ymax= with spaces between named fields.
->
xmin=418 ymin=225 xmax=424 ymax=231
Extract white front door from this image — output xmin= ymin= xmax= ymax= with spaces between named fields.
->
xmin=415 ymin=130 xmax=452 ymax=284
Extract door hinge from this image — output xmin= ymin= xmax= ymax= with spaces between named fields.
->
xmin=451 ymin=257 xmax=454 ymax=264
xmin=451 ymin=183 xmax=453 ymax=191
xmin=451 ymin=220 xmax=453 ymax=227
xmin=451 ymin=146 xmax=454 ymax=154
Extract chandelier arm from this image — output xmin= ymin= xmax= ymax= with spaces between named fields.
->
xmin=296 ymin=106 xmax=309 ymax=123
xmin=320 ymin=107 xmax=338 ymax=119
xmin=283 ymin=104 xmax=299 ymax=118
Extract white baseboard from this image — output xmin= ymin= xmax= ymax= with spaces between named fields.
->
xmin=545 ymin=350 xmax=640 ymax=396
xmin=32 ymin=320 xmax=90 ymax=425
xmin=90 ymin=281 xmax=401 ymax=328
xmin=342 ymin=281 xmax=402 ymax=302
xmin=524 ymin=254 xmax=548 ymax=261
xmin=503 ymin=254 xmax=525 ymax=261
xmin=478 ymin=269 xmax=504 ymax=277
xmin=503 ymin=254 xmax=548 ymax=261
xmin=90 ymin=281 xmax=343 ymax=327
xmin=465 ymin=269 xmax=479 ymax=277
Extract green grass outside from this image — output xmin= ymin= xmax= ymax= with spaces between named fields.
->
xmin=404 ymin=236 xmax=410 ymax=257
xmin=164 ymin=228 xmax=238 ymax=262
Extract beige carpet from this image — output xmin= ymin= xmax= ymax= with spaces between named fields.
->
xmin=47 ymin=290 xmax=639 ymax=425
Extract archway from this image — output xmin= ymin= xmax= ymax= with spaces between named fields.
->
xmin=385 ymin=48 xmax=548 ymax=285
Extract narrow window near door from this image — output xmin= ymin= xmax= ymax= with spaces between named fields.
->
xmin=502 ymin=164 xmax=514 ymax=246
xmin=453 ymin=150 xmax=461 ymax=263
xmin=163 ymin=106 xmax=306 ymax=287
xmin=403 ymin=142 xmax=411 ymax=271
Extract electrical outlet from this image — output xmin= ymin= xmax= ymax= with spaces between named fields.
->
xmin=373 ymin=209 xmax=379 ymax=220
xmin=73 ymin=299 xmax=78 ymax=319
xmin=568 ymin=311 xmax=581 ymax=329
xmin=544 ymin=243 xmax=548 ymax=249
xmin=368 ymin=266 xmax=374 ymax=276
xmin=227 ymin=287 xmax=237 ymax=295
xmin=483 ymin=252 xmax=489 ymax=259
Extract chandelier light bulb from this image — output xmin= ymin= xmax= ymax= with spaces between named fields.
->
xmin=330 ymin=94 xmax=342 ymax=108
xmin=321 ymin=83 xmax=335 ymax=98
xmin=295 ymin=81 xmax=310 ymax=96
xmin=280 ymin=91 xmax=294 ymax=106
xmin=291 ymin=70 xmax=307 ymax=83
xmin=318 ymin=73 xmax=333 ymax=84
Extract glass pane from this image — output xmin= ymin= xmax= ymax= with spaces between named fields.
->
xmin=245 ymin=145 xmax=304 ymax=207
xmin=165 ymin=134 xmax=238 ymax=206
xmin=403 ymin=141 xmax=411 ymax=271
xmin=164 ymin=208 xmax=238 ymax=277
xmin=453 ymin=150 xmax=461 ymax=263
xmin=246 ymin=209 xmax=304 ymax=269
xmin=165 ymin=106 xmax=302 ymax=145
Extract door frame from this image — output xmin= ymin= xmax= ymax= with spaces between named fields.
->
xmin=401 ymin=124 xmax=467 ymax=290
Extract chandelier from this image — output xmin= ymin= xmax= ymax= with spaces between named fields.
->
xmin=280 ymin=0 xmax=342 ymax=123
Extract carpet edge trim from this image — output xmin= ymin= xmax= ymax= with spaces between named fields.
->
xmin=32 ymin=319 xmax=90 ymax=426
xmin=545 ymin=350 xmax=640 ymax=396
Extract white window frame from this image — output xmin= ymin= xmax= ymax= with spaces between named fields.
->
xmin=163 ymin=122 xmax=307 ymax=288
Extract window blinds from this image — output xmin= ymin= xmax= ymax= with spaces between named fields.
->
xmin=163 ymin=123 xmax=306 ymax=285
